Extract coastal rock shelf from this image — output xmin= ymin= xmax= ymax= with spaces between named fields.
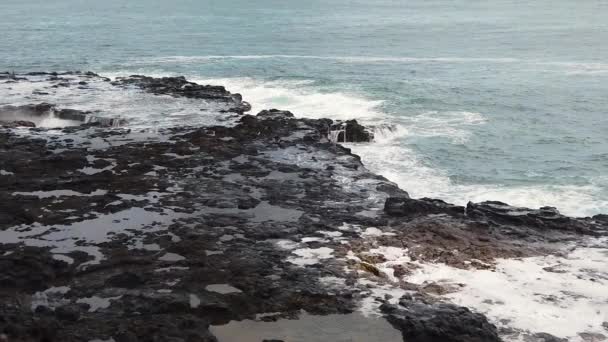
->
xmin=0 ymin=73 xmax=607 ymax=342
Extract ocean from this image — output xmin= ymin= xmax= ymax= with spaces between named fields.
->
xmin=2 ymin=0 xmax=607 ymax=217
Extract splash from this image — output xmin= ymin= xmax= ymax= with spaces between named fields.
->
xmin=190 ymin=77 xmax=385 ymax=121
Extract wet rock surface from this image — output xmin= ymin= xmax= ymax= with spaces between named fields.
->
xmin=382 ymin=298 xmax=502 ymax=342
xmin=112 ymin=75 xmax=252 ymax=114
xmin=1 ymin=73 xmax=607 ymax=342
xmin=328 ymin=119 xmax=374 ymax=143
xmin=0 ymin=102 xmax=122 ymax=128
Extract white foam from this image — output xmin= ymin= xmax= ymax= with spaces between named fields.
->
xmin=366 ymin=246 xmax=412 ymax=282
xmin=191 ymin=77 xmax=384 ymax=121
xmin=349 ymin=135 xmax=608 ymax=217
xmin=318 ymin=231 xmax=343 ymax=238
xmin=538 ymin=61 xmax=608 ymax=75
xmin=274 ymin=239 xmax=299 ymax=250
xmin=407 ymin=242 xmax=608 ymax=340
xmin=361 ymin=227 xmax=395 ymax=237
xmin=38 ymin=114 xmax=81 ymax=128
xmin=319 ymin=276 xmax=347 ymax=288
xmin=1 ymin=73 xmax=236 ymax=130
xmin=192 ymin=75 xmax=604 ymax=217
xmin=288 ymin=247 xmax=334 ymax=266
xmin=357 ymin=279 xmax=407 ymax=317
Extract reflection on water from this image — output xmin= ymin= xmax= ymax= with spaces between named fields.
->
xmin=210 ymin=312 xmax=403 ymax=342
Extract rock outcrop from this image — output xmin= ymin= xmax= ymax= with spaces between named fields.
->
xmin=1 ymin=72 xmax=606 ymax=342
xmin=328 ymin=119 xmax=374 ymax=142
xmin=113 ymin=75 xmax=252 ymax=114
xmin=382 ymin=298 xmax=502 ymax=342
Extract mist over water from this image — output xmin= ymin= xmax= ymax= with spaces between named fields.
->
xmin=2 ymin=0 xmax=607 ymax=216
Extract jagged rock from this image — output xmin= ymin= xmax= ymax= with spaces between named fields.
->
xmin=257 ymin=109 xmax=295 ymax=120
xmin=113 ymin=75 xmax=250 ymax=114
xmin=381 ymin=298 xmax=502 ymax=342
xmin=375 ymin=183 xmax=409 ymax=198
xmin=54 ymin=305 xmax=81 ymax=322
xmin=54 ymin=108 xmax=89 ymax=122
xmin=0 ymin=248 xmax=70 ymax=291
xmin=593 ymin=214 xmax=608 ymax=224
xmin=384 ymin=197 xmax=464 ymax=217
xmin=466 ymin=201 xmax=605 ymax=235
xmin=328 ymin=119 xmax=374 ymax=142
xmin=579 ymin=332 xmax=606 ymax=341
xmin=0 ymin=120 xmax=36 ymax=128
xmin=525 ymin=332 xmax=568 ymax=342
xmin=2 ymin=72 xmax=606 ymax=342
xmin=105 ymin=272 xmax=144 ymax=289
xmin=0 ymin=103 xmax=54 ymax=119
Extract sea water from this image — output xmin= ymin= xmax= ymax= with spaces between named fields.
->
xmin=2 ymin=0 xmax=607 ymax=216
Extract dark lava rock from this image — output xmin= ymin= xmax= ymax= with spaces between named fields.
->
xmin=257 ymin=109 xmax=295 ymax=120
xmin=381 ymin=298 xmax=502 ymax=342
xmin=526 ymin=332 xmax=568 ymax=342
xmin=384 ymin=197 xmax=464 ymax=217
xmin=54 ymin=108 xmax=89 ymax=122
xmin=466 ymin=201 xmax=605 ymax=235
xmin=54 ymin=304 xmax=81 ymax=322
xmin=376 ymin=183 xmax=410 ymax=198
xmin=593 ymin=214 xmax=608 ymax=224
xmin=329 ymin=119 xmax=374 ymax=142
xmin=0 ymin=248 xmax=70 ymax=291
xmin=105 ymin=272 xmax=144 ymax=289
xmin=0 ymin=103 xmax=54 ymax=119
xmin=113 ymin=75 xmax=250 ymax=114
xmin=2 ymin=72 xmax=606 ymax=342
xmin=578 ymin=332 xmax=606 ymax=341
xmin=0 ymin=120 xmax=36 ymax=128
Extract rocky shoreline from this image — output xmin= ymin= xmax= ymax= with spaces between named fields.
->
xmin=1 ymin=72 xmax=607 ymax=342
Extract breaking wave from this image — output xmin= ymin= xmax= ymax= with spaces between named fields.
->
xmin=191 ymin=77 xmax=385 ymax=121
xmin=192 ymin=76 xmax=607 ymax=217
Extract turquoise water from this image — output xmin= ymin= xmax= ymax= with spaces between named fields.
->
xmin=2 ymin=0 xmax=607 ymax=216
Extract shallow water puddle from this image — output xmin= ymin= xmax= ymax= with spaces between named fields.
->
xmin=210 ymin=312 xmax=402 ymax=342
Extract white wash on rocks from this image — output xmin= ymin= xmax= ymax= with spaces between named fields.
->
xmin=288 ymin=247 xmax=334 ymax=266
xmin=406 ymin=239 xmax=608 ymax=341
xmin=361 ymin=227 xmax=396 ymax=237
xmin=3 ymin=73 xmax=607 ymax=342
xmin=274 ymin=239 xmax=300 ymax=250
